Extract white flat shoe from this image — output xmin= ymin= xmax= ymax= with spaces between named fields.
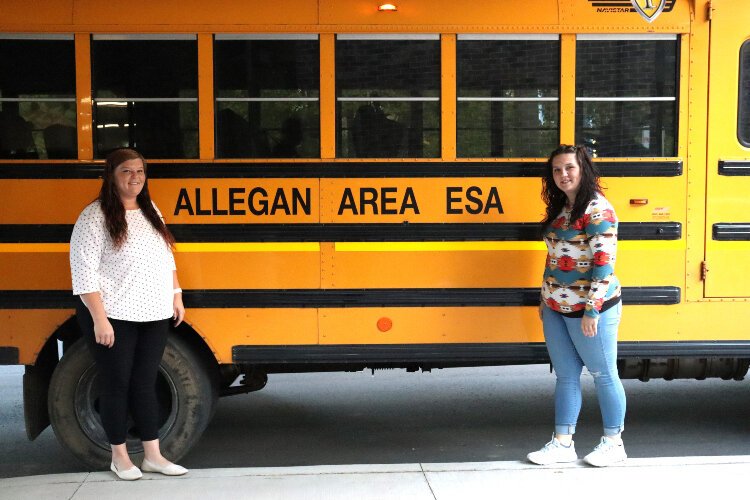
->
xmin=141 ymin=458 xmax=188 ymax=476
xmin=110 ymin=462 xmax=142 ymax=481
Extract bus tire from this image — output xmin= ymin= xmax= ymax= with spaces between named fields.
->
xmin=48 ymin=332 xmax=218 ymax=470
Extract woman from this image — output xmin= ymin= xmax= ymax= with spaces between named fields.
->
xmin=527 ymin=145 xmax=626 ymax=467
xmin=70 ymin=148 xmax=188 ymax=480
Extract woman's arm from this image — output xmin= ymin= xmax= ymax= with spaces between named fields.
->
xmin=80 ymin=292 xmax=115 ymax=347
xmin=172 ymin=270 xmax=185 ymax=326
xmin=581 ymin=201 xmax=618 ymax=335
xmin=70 ymin=206 xmax=114 ymax=346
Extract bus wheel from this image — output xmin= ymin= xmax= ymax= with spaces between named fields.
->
xmin=48 ymin=333 xmax=218 ymax=470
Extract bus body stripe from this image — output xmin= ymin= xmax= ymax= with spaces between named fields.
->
xmin=0 ymin=161 xmax=683 ymax=179
xmin=0 ymin=286 xmax=679 ymax=309
xmin=0 ymin=222 xmax=683 ymax=244
xmin=0 ymin=240 xmax=683 ymax=253
xmin=232 ymin=340 xmax=750 ymax=365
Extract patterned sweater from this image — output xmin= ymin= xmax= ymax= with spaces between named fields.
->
xmin=541 ymin=194 xmax=621 ymax=318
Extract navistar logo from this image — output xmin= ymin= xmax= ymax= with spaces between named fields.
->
xmin=632 ymin=0 xmax=666 ymax=22
xmin=587 ymin=0 xmax=673 ymax=23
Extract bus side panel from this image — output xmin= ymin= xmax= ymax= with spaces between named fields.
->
xmin=0 ymin=179 xmax=98 ymax=224
xmin=186 ymin=309 xmax=320 ymax=363
xmin=174 ymin=252 xmax=321 ymax=290
xmin=319 ymin=306 xmax=542 ymax=345
xmin=0 ymin=252 xmax=72 ymax=289
xmin=0 ymin=310 xmax=72 ymax=365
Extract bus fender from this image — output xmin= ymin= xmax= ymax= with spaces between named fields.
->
xmin=23 ymin=337 xmax=58 ymax=440
xmin=23 ymin=315 xmax=80 ymax=441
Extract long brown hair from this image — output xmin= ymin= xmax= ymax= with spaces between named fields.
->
xmin=99 ymin=148 xmax=175 ymax=249
xmin=540 ymin=144 xmax=604 ymax=230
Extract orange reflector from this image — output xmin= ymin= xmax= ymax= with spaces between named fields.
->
xmin=377 ymin=317 xmax=393 ymax=332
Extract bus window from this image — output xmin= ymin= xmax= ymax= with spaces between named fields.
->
xmin=739 ymin=40 xmax=750 ymax=147
xmin=0 ymin=35 xmax=76 ymax=160
xmin=457 ymin=35 xmax=559 ymax=158
xmin=214 ymin=34 xmax=320 ymax=159
xmin=91 ymin=35 xmax=198 ymax=159
xmin=575 ymin=34 xmax=678 ymax=158
xmin=336 ymin=34 xmax=440 ymax=158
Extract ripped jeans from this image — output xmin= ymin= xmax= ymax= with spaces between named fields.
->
xmin=542 ymin=302 xmax=626 ymax=437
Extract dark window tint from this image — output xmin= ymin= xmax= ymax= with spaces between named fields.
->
xmin=577 ymin=39 xmax=677 ymax=98
xmin=215 ymin=39 xmax=319 ymax=98
xmin=0 ymin=36 xmax=77 ymax=159
xmin=457 ymin=37 xmax=559 ymax=157
xmin=214 ymin=37 xmax=320 ymax=158
xmin=92 ymin=39 xmax=197 ymax=99
xmin=92 ymin=37 xmax=198 ymax=158
xmin=739 ymin=41 xmax=750 ymax=147
xmin=576 ymin=36 xmax=678 ymax=157
xmin=336 ymin=37 xmax=440 ymax=158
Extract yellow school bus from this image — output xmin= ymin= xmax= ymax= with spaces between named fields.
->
xmin=1 ymin=0 xmax=749 ymax=467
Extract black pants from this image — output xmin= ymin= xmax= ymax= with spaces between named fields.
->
xmin=77 ymin=300 xmax=169 ymax=445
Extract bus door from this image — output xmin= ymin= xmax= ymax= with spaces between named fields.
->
xmin=705 ymin=0 xmax=750 ymax=297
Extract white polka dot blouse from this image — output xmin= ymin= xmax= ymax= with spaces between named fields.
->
xmin=70 ymin=201 xmax=177 ymax=322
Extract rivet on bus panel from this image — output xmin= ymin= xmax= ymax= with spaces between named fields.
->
xmin=377 ymin=317 xmax=393 ymax=332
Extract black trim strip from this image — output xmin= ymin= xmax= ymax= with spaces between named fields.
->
xmin=0 ymin=224 xmax=74 ymax=243
xmin=594 ymin=161 xmax=682 ymax=177
xmin=170 ymin=222 xmax=681 ymax=243
xmin=0 ymin=160 xmax=683 ymax=179
xmin=619 ymin=341 xmax=750 ymax=357
xmin=0 ymin=286 xmax=680 ymax=309
xmin=233 ymin=339 xmax=750 ymax=365
xmin=0 ymin=347 xmax=19 ymax=365
xmin=234 ymin=343 xmax=550 ymax=364
xmin=0 ymin=221 xmax=682 ymax=243
xmin=712 ymin=223 xmax=750 ymax=241
xmin=718 ymin=161 xmax=750 ymax=176
xmin=0 ymin=163 xmax=104 ymax=179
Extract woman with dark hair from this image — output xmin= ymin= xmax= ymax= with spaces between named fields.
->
xmin=70 ymin=148 xmax=188 ymax=480
xmin=527 ymin=145 xmax=626 ymax=467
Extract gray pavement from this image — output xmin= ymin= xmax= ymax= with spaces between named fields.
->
xmin=1 ymin=456 xmax=749 ymax=499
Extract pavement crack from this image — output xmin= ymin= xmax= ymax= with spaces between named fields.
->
xmin=419 ymin=463 xmax=438 ymax=500
xmin=67 ymin=473 xmax=89 ymax=499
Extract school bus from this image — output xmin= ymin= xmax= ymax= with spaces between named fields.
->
xmin=1 ymin=0 xmax=749 ymax=468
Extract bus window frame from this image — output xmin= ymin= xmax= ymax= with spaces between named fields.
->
xmin=0 ymin=33 xmax=77 ymax=160
xmin=90 ymin=33 xmax=199 ymax=159
xmin=574 ymin=33 xmax=679 ymax=158
xmin=213 ymin=33 xmax=321 ymax=159
xmin=738 ymin=39 xmax=750 ymax=148
xmin=455 ymin=33 xmax=561 ymax=159
xmin=335 ymin=33 xmax=441 ymax=159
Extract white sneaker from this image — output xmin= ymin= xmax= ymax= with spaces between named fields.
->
xmin=583 ymin=436 xmax=627 ymax=467
xmin=527 ymin=434 xmax=578 ymax=465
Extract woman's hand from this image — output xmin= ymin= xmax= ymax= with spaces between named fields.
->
xmin=173 ymin=293 xmax=185 ymax=326
xmin=93 ymin=318 xmax=115 ymax=348
xmin=581 ymin=315 xmax=598 ymax=337
xmin=80 ymin=292 xmax=114 ymax=347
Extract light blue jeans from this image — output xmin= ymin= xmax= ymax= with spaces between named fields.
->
xmin=542 ymin=302 xmax=626 ymax=437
